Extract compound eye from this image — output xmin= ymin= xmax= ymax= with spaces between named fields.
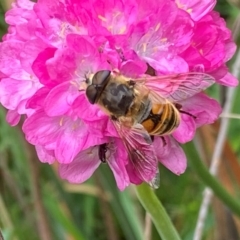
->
xmin=86 ymin=85 xmax=98 ymax=104
xmin=92 ymin=70 xmax=111 ymax=86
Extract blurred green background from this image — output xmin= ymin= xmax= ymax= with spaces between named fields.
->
xmin=0 ymin=0 xmax=240 ymax=240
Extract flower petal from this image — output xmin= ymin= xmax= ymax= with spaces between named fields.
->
xmin=35 ymin=145 xmax=55 ymax=164
xmin=108 ymin=138 xmax=130 ymax=190
xmin=153 ymin=136 xmax=187 ymax=175
xmin=180 ymin=93 xmax=222 ymax=127
xmin=32 ymin=47 xmax=57 ymax=86
xmin=173 ymin=114 xmax=196 ymax=143
xmin=176 ymin=0 xmax=216 ymax=21
xmin=44 ymin=82 xmax=79 ymax=116
xmin=6 ymin=110 xmax=21 ymax=126
xmin=22 ymin=110 xmax=61 ymax=146
xmin=0 ymin=78 xmax=35 ymax=110
xmin=218 ymin=72 xmax=238 ymax=87
xmin=59 ymin=147 xmax=101 ymax=183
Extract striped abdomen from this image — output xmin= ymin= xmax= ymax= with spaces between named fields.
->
xmin=141 ymin=102 xmax=180 ymax=136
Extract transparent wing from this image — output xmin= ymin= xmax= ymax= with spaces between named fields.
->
xmin=113 ymin=120 xmax=160 ymax=188
xmin=149 ymin=167 xmax=160 ymax=189
xmin=135 ymin=72 xmax=215 ymax=102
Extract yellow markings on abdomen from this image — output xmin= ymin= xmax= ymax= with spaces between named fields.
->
xmin=141 ymin=103 xmax=180 ymax=136
xmin=141 ymin=119 xmax=155 ymax=133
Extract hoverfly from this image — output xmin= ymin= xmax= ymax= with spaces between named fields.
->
xmin=85 ymin=70 xmax=215 ymax=188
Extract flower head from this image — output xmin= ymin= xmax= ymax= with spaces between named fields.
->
xmin=0 ymin=0 xmax=237 ymax=190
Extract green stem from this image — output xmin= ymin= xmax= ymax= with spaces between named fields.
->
xmin=135 ymin=184 xmax=181 ymax=240
xmin=184 ymin=142 xmax=240 ymax=217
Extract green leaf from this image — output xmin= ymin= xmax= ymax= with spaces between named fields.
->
xmin=136 ymin=183 xmax=181 ymax=240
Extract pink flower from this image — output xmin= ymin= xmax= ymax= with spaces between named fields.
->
xmin=180 ymin=12 xmax=237 ymax=86
xmin=0 ymin=39 xmax=46 ymax=125
xmin=175 ymin=0 xmax=216 ymax=21
xmin=0 ymin=0 xmax=237 ymax=190
xmin=59 ymin=138 xmax=130 ymax=190
xmin=173 ymin=93 xmax=222 ymax=143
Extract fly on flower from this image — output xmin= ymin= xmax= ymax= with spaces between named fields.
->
xmin=0 ymin=0 xmax=236 ymax=191
xmin=85 ymin=70 xmax=215 ymax=188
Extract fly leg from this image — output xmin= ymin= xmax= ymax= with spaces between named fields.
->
xmin=160 ymin=136 xmax=167 ymax=146
xmin=98 ymin=143 xmax=108 ymax=163
xmin=175 ymin=103 xmax=196 ymax=119
xmin=151 ymin=135 xmax=167 ymax=146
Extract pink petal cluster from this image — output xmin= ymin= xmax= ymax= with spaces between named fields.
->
xmin=0 ymin=0 xmax=237 ymax=190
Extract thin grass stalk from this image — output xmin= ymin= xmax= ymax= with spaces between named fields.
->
xmin=144 ymin=213 xmax=152 ymax=240
xmin=185 ymin=141 xmax=240 ymax=217
xmin=193 ymin=15 xmax=240 ymax=240
xmin=220 ymin=113 xmax=240 ymax=119
xmin=0 ymin=229 xmax=3 ymax=240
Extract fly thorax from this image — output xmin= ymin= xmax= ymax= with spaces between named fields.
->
xmin=136 ymin=98 xmax=152 ymax=123
xmin=100 ymin=82 xmax=134 ymax=117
